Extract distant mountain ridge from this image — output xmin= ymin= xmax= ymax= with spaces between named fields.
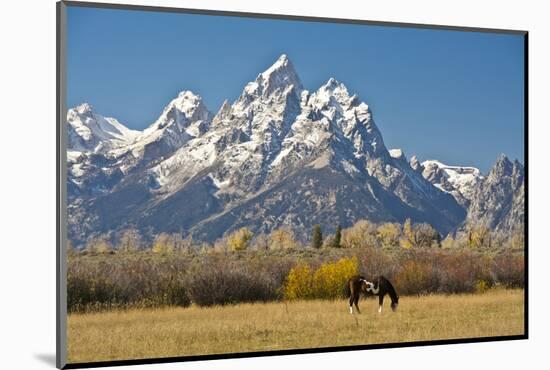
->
xmin=68 ymin=103 xmax=139 ymax=153
xmin=67 ymin=54 xmax=524 ymax=246
xmin=463 ymin=155 xmax=524 ymax=233
xmin=419 ymin=160 xmax=483 ymax=207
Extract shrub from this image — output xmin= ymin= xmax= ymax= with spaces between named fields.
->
xmin=508 ymin=230 xmax=525 ymax=250
xmin=117 ymin=228 xmax=144 ymax=252
xmin=356 ymin=247 xmax=398 ymax=280
xmin=282 ymin=264 xmax=314 ymax=300
xmin=312 ymin=257 xmax=359 ymax=299
xmin=251 ymin=233 xmax=270 ymax=251
xmin=341 ymin=220 xmax=378 ymax=248
xmin=376 ymin=223 xmax=402 ymax=248
xmin=322 ymin=235 xmax=335 ymax=249
xmin=67 ymin=242 xmax=524 ymax=311
xmin=186 ymin=258 xmax=278 ymax=306
xmin=493 ymin=254 xmax=524 ymax=288
xmin=269 ymin=228 xmax=298 ymax=250
xmin=227 ymin=227 xmax=253 ymax=251
xmin=466 ymin=226 xmax=493 ymax=249
xmin=67 ymin=255 xmax=191 ymax=312
xmin=85 ymin=236 xmax=113 ymax=254
xmin=437 ymin=252 xmax=493 ymax=293
xmin=283 ymin=257 xmax=359 ymax=300
xmin=394 ymin=259 xmax=440 ymax=295
xmin=475 ymin=280 xmax=490 ymax=294
xmin=441 ymin=234 xmax=455 ymax=249
xmin=400 ymin=219 xmax=415 ymax=249
xmin=151 ymin=233 xmax=176 ymax=254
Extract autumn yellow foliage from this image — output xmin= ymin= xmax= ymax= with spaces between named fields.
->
xmin=227 ymin=227 xmax=253 ymax=251
xmin=283 ymin=257 xmax=359 ymax=300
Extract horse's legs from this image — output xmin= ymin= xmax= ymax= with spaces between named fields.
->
xmin=354 ymin=295 xmax=361 ymax=314
xmin=349 ymin=295 xmax=354 ymax=314
xmin=378 ymin=294 xmax=384 ymax=314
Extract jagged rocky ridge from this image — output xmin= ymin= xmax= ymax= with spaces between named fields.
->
xmin=67 ymin=54 xmax=524 ymax=246
xmin=463 ymin=155 xmax=525 ymax=233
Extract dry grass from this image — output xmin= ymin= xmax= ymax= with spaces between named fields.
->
xmin=67 ymin=289 xmax=524 ymax=364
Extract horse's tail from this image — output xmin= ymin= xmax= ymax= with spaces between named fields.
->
xmin=344 ymin=278 xmax=352 ymax=298
xmin=344 ymin=275 xmax=366 ymax=298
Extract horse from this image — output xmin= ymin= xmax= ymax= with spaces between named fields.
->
xmin=344 ymin=275 xmax=399 ymax=314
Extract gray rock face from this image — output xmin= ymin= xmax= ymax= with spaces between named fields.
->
xmin=420 ymin=160 xmax=482 ymax=207
xmin=464 ymin=155 xmax=525 ymax=234
xmin=66 ymin=55 xmax=522 ymax=246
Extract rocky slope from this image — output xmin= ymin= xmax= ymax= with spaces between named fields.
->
xmin=464 ymin=155 xmax=525 ymax=233
xmin=419 ymin=160 xmax=483 ymax=207
xmin=66 ymin=54 xmax=522 ymax=246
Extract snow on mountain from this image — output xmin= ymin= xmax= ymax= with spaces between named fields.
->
xmin=142 ymin=91 xmax=211 ymax=142
xmin=421 ymin=159 xmax=482 ymax=206
xmin=67 ymin=103 xmax=139 ymax=153
xmin=241 ymin=54 xmax=303 ymax=99
xmin=389 ymin=149 xmax=405 ymax=160
xmin=148 ymin=54 xmax=307 ymax=197
xmin=66 ymin=54 xmax=518 ymax=246
xmin=111 ymin=91 xmax=213 ymax=164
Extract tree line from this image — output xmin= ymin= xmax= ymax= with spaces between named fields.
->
xmin=72 ymin=218 xmax=524 ymax=256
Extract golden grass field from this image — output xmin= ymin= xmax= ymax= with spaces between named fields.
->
xmin=67 ymin=289 xmax=524 ymax=363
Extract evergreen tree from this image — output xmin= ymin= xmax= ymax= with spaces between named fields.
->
xmin=332 ymin=224 xmax=342 ymax=248
xmin=433 ymin=230 xmax=442 ymax=248
xmin=311 ymin=224 xmax=323 ymax=249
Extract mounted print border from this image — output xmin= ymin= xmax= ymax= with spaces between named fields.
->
xmin=56 ymin=1 xmax=528 ymax=368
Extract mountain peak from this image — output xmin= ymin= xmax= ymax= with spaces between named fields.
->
xmin=490 ymin=154 xmax=513 ymax=177
xmin=67 ymin=103 xmax=138 ymax=153
xmin=256 ymin=54 xmax=303 ymax=95
xmin=496 ymin=153 xmax=511 ymax=164
xmin=409 ymin=155 xmax=423 ymax=172
xmin=74 ymin=102 xmax=94 ymax=115
xmin=177 ymin=90 xmax=200 ymax=100
xmin=310 ymin=78 xmax=357 ymax=111
xmin=164 ymin=90 xmax=208 ymax=116
xmin=323 ymin=77 xmax=345 ymax=90
xmin=389 ymin=148 xmax=406 ymax=161
xmin=261 ymin=54 xmax=292 ymax=77
xmin=140 ymin=90 xmax=211 ymax=141
xmin=214 ymin=99 xmax=232 ymax=121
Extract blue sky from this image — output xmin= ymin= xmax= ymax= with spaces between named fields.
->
xmin=67 ymin=6 xmax=525 ymax=172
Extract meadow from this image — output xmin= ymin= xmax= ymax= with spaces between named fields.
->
xmin=67 ymin=289 xmax=524 ymax=363
xmin=67 ymin=231 xmax=525 ymax=363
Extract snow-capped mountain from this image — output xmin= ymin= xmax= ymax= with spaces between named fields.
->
xmin=420 ymin=160 xmax=483 ymax=207
xmin=66 ymin=54 xmax=522 ymax=246
xmin=67 ymin=103 xmax=139 ymax=153
xmin=112 ymin=91 xmax=213 ymax=163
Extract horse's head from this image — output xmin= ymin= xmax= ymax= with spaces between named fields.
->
xmin=391 ymin=295 xmax=399 ymax=312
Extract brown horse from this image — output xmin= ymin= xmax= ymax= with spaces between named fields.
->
xmin=344 ymin=275 xmax=399 ymax=314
